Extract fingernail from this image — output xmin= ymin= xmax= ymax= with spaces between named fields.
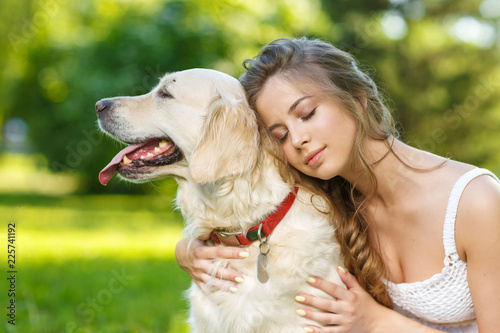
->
xmin=235 ymin=277 xmax=245 ymax=284
xmin=295 ymin=295 xmax=305 ymax=302
xmin=306 ymin=276 xmax=316 ymax=283
xmin=304 ymin=327 xmax=313 ymax=333
xmin=296 ymin=308 xmax=306 ymax=316
xmin=229 ymin=287 xmax=238 ymax=293
xmin=239 ymin=251 xmax=249 ymax=258
xmin=338 ymin=266 xmax=347 ymax=273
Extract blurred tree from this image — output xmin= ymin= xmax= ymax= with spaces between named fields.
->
xmin=1 ymin=0 xmax=499 ymax=194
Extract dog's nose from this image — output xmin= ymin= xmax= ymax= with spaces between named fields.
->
xmin=95 ymin=99 xmax=113 ymax=115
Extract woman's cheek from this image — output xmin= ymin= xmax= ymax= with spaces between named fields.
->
xmin=282 ymin=146 xmax=302 ymax=171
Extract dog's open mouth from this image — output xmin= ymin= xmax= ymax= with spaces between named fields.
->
xmin=99 ymin=138 xmax=183 ymax=185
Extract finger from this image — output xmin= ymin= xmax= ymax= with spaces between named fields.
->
xmin=208 ymin=264 xmax=246 ymax=284
xmin=296 ymin=307 xmax=341 ymax=326
xmin=211 ymin=245 xmax=250 ymax=260
xmin=195 ymin=274 xmax=237 ymax=295
xmin=221 ymin=269 xmax=246 ymax=284
xmin=295 ymin=294 xmax=342 ymax=314
xmin=205 ymin=275 xmax=239 ymax=293
xmin=193 ymin=270 xmax=237 ymax=291
xmin=337 ymin=266 xmax=361 ymax=291
xmin=303 ymin=325 xmax=341 ymax=333
xmin=192 ymin=254 xmax=244 ymax=284
xmin=194 ymin=243 xmax=249 ymax=260
xmin=306 ymin=276 xmax=350 ymax=301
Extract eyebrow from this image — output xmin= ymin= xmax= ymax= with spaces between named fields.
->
xmin=267 ymin=95 xmax=312 ymax=132
xmin=289 ymin=95 xmax=312 ymax=114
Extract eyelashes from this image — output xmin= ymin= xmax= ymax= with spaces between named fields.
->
xmin=279 ymin=132 xmax=288 ymax=143
xmin=301 ymin=108 xmax=316 ymax=121
xmin=276 ymin=108 xmax=316 ymax=143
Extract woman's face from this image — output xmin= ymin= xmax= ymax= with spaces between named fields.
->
xmin=256 ymin=76 xmax=358 ymax=180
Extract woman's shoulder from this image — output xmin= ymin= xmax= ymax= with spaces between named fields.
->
xmin=438 ymin=161 xmax=500 ymax=212
xmin=458 ymin=167 xmax=500 ymax=216
xmin=453 ymin=165 xmax=500 ymax=256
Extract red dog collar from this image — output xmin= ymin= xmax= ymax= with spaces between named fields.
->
xmin=210 ymin=186 xmax=299 ymax=247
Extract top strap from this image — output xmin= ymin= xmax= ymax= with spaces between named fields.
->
xmin=443 ymin=168 xmax=500 ymax=257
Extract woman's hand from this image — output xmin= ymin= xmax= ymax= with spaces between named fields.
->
xmin=295 ymin=267 xmax=387 ymax=333
xmin=175 ymin=237 xmax=249 ymax=294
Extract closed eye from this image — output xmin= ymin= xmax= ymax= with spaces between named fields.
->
xmin=278 ymin=132 xmax=288 ymax=143
xmin=270 ymin=127 xmax=289 ymax=144
xmin=302 ymin=108 xmax=316 ymax=121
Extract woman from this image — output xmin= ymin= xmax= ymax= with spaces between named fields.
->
xmin=175 ymin=37 xmax=500 ymax=332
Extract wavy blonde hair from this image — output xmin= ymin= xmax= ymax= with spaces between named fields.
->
xmin=240 ymin=37 xmax=396 ymax=307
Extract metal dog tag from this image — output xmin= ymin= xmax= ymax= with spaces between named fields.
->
xmin=256 ymin=223 xmax=270 ymax=283
xmin=257 ymin=253 xmax=269 ymax=283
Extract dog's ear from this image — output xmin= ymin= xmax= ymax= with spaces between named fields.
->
xmin=190 ymin=92 xmax=259 ymax=183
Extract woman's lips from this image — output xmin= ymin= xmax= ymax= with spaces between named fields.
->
xmin=305 ymin=147 xmax=325 ymax=167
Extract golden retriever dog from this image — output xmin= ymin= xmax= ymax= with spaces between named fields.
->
xmin=96 ymin=69 xmax=343 ymax=332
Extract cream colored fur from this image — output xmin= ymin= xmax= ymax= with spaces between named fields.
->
xmin=98 ymin=68 xmax=344 ymax=332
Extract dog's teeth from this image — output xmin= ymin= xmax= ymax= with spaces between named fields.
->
xmin=159 ymin=140 xmax=168 ymax=148
xmin=147 ymin=152 xmax=153 ymax=158
xmin=154 ymin=147 xmax=160 ymax=153
xmin=123 ymin=155 xmax=132 ymax=164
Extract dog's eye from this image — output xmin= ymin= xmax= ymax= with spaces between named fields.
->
xmin=158 ymin=87 xmax=173 ymax=99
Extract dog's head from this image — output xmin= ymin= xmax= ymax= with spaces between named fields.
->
xmin=97 ymin=69 xmax=260 ymax=185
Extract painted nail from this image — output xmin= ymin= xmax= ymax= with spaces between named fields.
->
xmin=338 ymin=266 xmax=347 ymax=273
xmin=235 ymin=277 xmax=245 ymax=284
xmin=306 ymin=276 xmax=316 ymax=283
xmin=296 ymin=309 xmax=306 ymax=316
xmin=229 ymin=287 xmax=238 ymax=293
xmin=304 ymin=327 xmax=313 ymax=333
xmin=239 ymin=251 xmax=249 ymax=258
xmin=295 ymin=295 xmax=306 ymax=302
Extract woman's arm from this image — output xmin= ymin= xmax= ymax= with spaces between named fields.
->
xmin=175 ymin=237 xmax=248 ymax=293
xmin=457 ymin=175 xmax=500 ymax=332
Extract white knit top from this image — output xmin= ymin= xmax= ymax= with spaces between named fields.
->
xmin=386 ymin=168 xmax=500 ymax=332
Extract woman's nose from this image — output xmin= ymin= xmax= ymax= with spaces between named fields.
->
xmin=290 ymin=128 xmax=310 ymax=149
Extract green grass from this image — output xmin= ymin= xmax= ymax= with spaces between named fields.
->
xmin=1 ymin=188 xmax=193 ymax=333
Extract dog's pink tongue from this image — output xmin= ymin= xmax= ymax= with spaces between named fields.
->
xmin=99 ymin=143 xmax=142 ymax=186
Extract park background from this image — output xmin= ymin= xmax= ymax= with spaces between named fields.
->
xmin=1 ymin=0 xmax=499 ymax=332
